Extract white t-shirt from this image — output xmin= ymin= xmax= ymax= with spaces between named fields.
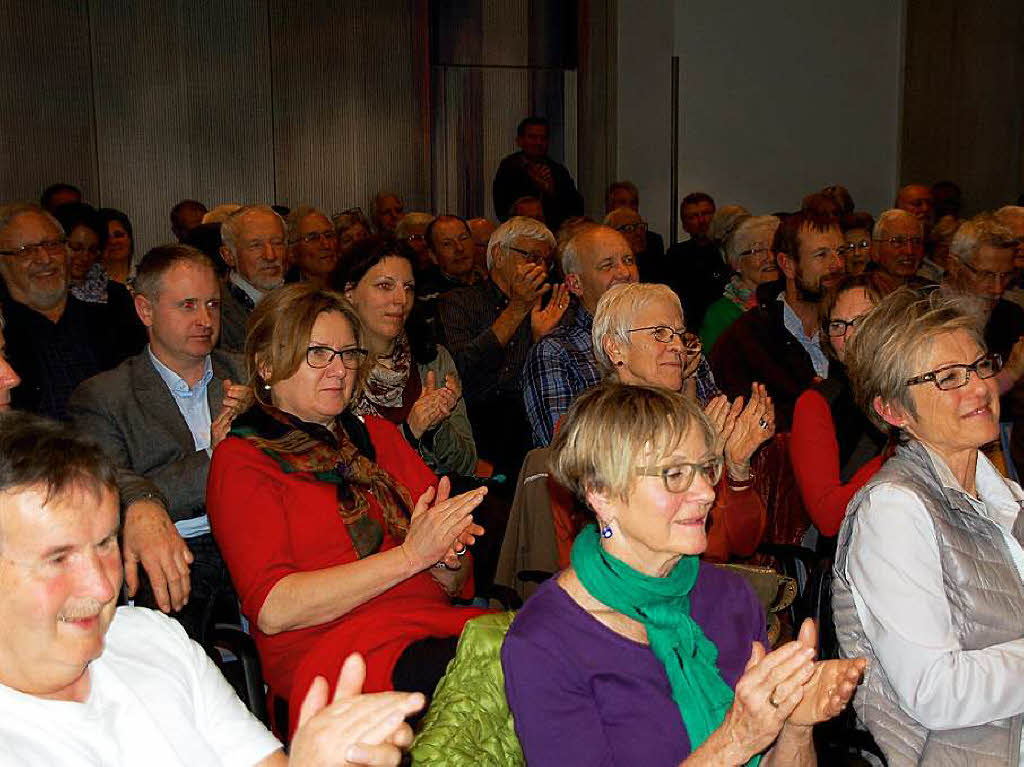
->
xmin=0 ymin=607 xmax=281 ymax=766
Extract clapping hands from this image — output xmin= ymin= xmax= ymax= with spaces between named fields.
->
xmin=406 ymin=371 xmax=461 ymax=440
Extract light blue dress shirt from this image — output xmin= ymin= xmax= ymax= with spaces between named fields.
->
xmin=147 ymin=346 xmax=214 ymax=538
xmin=779 ymin=294 xmax=829 ymax=378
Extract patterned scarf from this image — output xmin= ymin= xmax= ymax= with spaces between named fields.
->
xmin=230 ymin=402 xmax=412 ymax=558
xmin=355 ymin=333 xmax=413 ymax=416
xmin=722 ymin=275 xmax=758 ymax=311
xmin=71 ymin=262 xmax=110 ymax=304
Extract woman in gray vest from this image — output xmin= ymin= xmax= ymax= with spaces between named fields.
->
xmin=834 ymin=286 xmax=1024 ymax=766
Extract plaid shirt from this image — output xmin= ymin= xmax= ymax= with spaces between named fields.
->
xmin=694 ymin=354 xmax=722 ymax=406
xmin=522 ymin=303 xmax=600 ymax=446
xmin=521 ymin=304 xmax=722 ymax=447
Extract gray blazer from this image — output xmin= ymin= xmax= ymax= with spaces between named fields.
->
xmin=219 ymin=280 xmax=252 ymax=354
xmin=68 ymin=349 xmax=246 ymax=522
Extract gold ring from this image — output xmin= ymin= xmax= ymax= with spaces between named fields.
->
xmin=768 ymin=687 xmax=781 ymax=708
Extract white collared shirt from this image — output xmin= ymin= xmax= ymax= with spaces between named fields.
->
xmin=844 ymin=443 xmax=1024 ymax=763
xmin=228 ymin=271 xmax=267 ymax=307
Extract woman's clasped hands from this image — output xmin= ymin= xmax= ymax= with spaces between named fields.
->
xmin=400 ymin=476 xmax=486 ymax=575
xmin=695 ymin=619 xmax=867 ymax=765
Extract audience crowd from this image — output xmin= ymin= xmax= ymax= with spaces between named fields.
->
xmin=3 ymin=114 xmax=1024 ymax=765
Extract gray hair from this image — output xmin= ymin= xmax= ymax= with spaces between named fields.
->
xmin=873 ymin=209 xmax=922 ymax=239
xmin=370 ymin=191 xmax=402 ymax=222
xmin=592 ymin=282 xmax=683 ymax=377
xmin=486 ymin=215 xmax=556 ymax=271
xmin=221 ymin=204 xmax=285 ymax=251
xmin=395 ymin=212 xmax=435 ymax=239
xmin=333 ymin=209 xmax=370 ymax=233
xmin=949 ymin=213 xmax=1015 ymax=266
xmin=709 ymin=205 xmax=750 ymax=245
xmin=561 ymin=223 xmax=616 ymax=277
xmin=286 ymin=206 xmax=329 ymax=243
xmin=0 ymin=202 xmax=64 ymax=240
xmin=845 ymin=287 xmax=983 ymax=432
xmin=724 ymin=215 xmax=780 ymax=269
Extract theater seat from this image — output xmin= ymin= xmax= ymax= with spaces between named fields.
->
xmin=410 ymin=612 xmax=523 ymax=767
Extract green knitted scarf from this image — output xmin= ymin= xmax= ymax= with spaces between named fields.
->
xmin=571 ymin=524 xmax=759 ymax=764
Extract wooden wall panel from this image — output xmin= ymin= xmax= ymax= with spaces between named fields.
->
xmin=269 ymin=0 xmax=430 ymax=217
xmin=0 ymin=1 xmax=96 ymax=203
xmin=89 ymin=0 xmax=274 ymax=253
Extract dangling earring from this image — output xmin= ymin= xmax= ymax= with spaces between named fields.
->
xmin=262 ymin=382 xmax=271 ymax=391
xmin=601 ymin=523 xmax=613 ymax=539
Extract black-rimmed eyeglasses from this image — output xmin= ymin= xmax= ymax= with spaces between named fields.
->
xmin=905 ymin=353 xmax=1002 ymax=390
xmin=306 ymin=345 xmax=368 ymax=370
xmin=826 ymin=314 xmax=867 ymax=338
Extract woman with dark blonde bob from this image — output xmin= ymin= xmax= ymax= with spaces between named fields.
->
xmin=207 ymin=284 xmax=490 ymax=735
xmin=502 ymin=382 xmax=865 ymax=766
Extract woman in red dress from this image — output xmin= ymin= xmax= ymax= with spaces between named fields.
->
xmin=207 ymin=284 xmax=489 ymax=735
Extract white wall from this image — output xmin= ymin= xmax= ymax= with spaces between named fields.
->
xmin=617 ymin=1 xmax=904 ymax=243
xmin=615 ymin=0 xmax=676 ymax=240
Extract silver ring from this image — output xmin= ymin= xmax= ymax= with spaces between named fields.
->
xmin=454 ymin=544 xmax=467 ymax=557
xmin=759 ymin=415 xmax=769 ymax=430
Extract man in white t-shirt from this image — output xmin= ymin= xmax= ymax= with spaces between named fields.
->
xmin=0 ymin=411 xmax=423 ymax=766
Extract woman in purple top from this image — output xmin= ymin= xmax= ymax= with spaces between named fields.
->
xmin=501 ymin=383 xmax=866 ymax=766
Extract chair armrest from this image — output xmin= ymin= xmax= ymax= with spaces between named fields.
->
xmin=209 ymin=624 xmax=269 ymax=726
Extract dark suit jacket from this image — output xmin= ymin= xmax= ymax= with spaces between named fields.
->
xmin=68 ymin=349 xmax=245 ymax=522
xmin=710 ymin=282 xmax=817 ymax=432
xmin=492 ymin=151 xmax=583 ymax=231
xmin=219 ymin=279 xmax=253 ymax=353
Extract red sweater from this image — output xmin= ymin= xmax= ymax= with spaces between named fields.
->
xmin=790 ymin=388 xmax=883 ymax=536
xmin=207 ymin=415 xmax=488 ymax=733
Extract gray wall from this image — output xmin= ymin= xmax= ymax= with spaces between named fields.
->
xmin=618 ymin=1 xmax=905 ymax=240
xmin=901 ymin=0 xmax=1024 ymax=214
xmin=0 ymin=0 xmax=429 ymax=255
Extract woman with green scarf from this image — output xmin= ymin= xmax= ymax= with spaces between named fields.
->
xmin=501 ymin=383 xmax=865 ymax=765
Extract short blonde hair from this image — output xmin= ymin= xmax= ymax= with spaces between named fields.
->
xmin=592 ymin=283 xmax=683 ymax=377
xmin=245 ymin=283 xmax=370 ymax=407
xmin=395 ymin=212 xmax=435 ymax=240
xmin=550 ymin=382 xmax=716 ymax=507
xmin=845 ymin=287 xmax=983 ymax=431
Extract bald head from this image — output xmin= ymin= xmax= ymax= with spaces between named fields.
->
xmin=467 ymin=217 xmax=495 ymax=272
xmin=562 ymin=225 xmax=639 ymax=314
